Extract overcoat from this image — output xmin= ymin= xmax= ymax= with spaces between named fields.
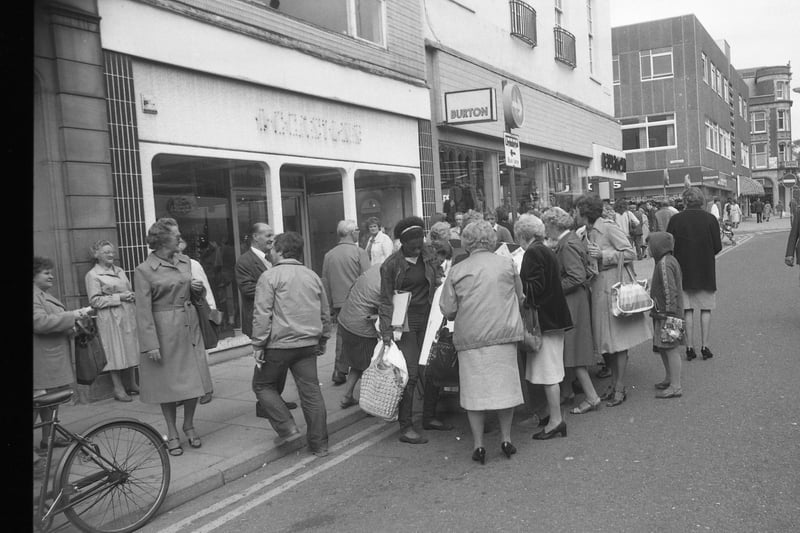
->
xmin=85 ymin=264 xmax=140 ymax=371
xmin=235 ymin=248 xmax=268 ymax=338
xmin=666 ymin=208 xmax=722 ymax=291
xmin=33 ymin=287 xmax=77 ymax=389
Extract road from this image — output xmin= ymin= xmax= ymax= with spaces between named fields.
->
xmin=143 ymin=229 xmax=800 ymax=533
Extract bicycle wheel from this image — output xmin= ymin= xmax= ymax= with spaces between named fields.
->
xmin=56 ymin=420 xmax=170 ymax=533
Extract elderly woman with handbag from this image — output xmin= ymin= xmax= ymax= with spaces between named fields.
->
xmin=439 ymin=220 xmax=525 ymax=464
xmin=576 ymin=195 xmax=652 ymax=407
xmin=541 ymin=207 xmax=602 ymax=415
xmin=515 ymin=215 xmax=574 ymax=440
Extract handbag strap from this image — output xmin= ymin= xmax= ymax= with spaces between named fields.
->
xmin=434 ymin=316 xmax=448 ymax=341
xmin=616 ymin=252 xmax=635 ymax=283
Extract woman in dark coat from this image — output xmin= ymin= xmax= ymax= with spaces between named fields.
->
xmin=542 ymin=207 xmax=601 ymax=414
xmin=515 ymin=214 xmax=573 ymax=440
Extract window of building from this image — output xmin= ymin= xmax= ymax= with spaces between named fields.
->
xmin=743 ymin=100 xmax=748 ymax=120
xmin=640 ymin=47 xmax=673 ymax=81
xmin=751 ymin=111 xmax=767 ymax=133
xmin=716 ymin=70 xmax=723 ymax=97
xmin=622 ymin=113 xmax=676 ymax=151
xmin=741 ymin=142 xmax=749 ymax=168
xmin=612 ymin=56 xmax=620 ymax=85
xmin=778 ymin=109 xmax=789 ymax=131
xmin=721 ymin=129 xmax=731 ymax=159
xmin=738 ymin=95 xmax=743 ymax=117
xmin=751 ymin=143 xmax=767 ymax=168
xmin=710 ymin=64 xmax=717 ymax=92
xmin=776 ymin=80 xmax=790 ymax=100
xmin=701 ymin=53 xmax=708 ymax=83
xmin=778 ymin=142 xmax=787 ymax=161
xmin=554 ymin=0 xmax=563 ymax=26
xmin=586 ymin=0 xmax=593 ymax=74
xmin=267 ymin=0 xmax=385 ymax=46
xmin=722 ymin=77 xmax=729 ymax=103
xmin=705 ymin=120 xmax=718 ymax=153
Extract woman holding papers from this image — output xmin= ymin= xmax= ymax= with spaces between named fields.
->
xmin=378 ymin=216 xmax=442 ymax=445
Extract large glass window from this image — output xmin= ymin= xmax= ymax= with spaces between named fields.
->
xmin=440 ymin=144 xmax=488 ymax=222
xmin=701 ymin=53 xmax=708 ymax=83
xmin=622 ymin=114 xmax=676 ymax=151
xmin=266 ymin=0 xmax=385 ymax=46
xmin=640 ymin=48 xmax=673 ymax=81
xmin=354 ymin=170 xmax=414 ymax=245
xmin=152 ymin=155 xmax=269 ymax=340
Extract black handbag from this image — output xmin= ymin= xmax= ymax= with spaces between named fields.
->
xmin=74 ymin=317 xmax=108 ymax=385
xmin=520 ymin=281 xmax=543 ymax=353
xmin=192 ymin=290 xmax=221 ymax=350
xmin=426 ymin=317 xmax=459 ymax=386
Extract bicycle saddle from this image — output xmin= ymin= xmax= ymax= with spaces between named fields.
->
xmin=33 ymin=389 xmax=74 ymax=409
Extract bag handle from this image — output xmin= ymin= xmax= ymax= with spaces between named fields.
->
xmin=616 ymin=252 xmax=636 ymax=283
xmin=433 ymin=316 xmax=448 ymax=341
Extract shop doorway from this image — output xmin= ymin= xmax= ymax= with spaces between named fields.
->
xmin=280 ymin=165 xmax=344 ymax=275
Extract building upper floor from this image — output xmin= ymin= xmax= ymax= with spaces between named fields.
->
xmin=422 ymin=0 xmax=615 ymax=117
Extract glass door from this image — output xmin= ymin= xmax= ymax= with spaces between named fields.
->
xmin=281 ymin=190 xmax=311 ymax=266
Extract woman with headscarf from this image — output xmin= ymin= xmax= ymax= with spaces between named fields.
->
xmin=576 ymin=195 xmax=653 ymax=407
xmin=378 ymin=216 xmax=443 ymax=444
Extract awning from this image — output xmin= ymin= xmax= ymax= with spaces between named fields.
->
xmin=738 ymin=176 xmax=765 ymax=196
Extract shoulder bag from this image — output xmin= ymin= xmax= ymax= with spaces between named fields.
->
xmin=74 ymin=316 xmax=108 ymax=385
xmin=520 ymin=281 xmax=543 ymax=352
xmin=611 ymin=254 xmax=654 ymax=317
xmin=191 ymin=289 xmax=221 ymax=350
xmin=426 ymin=317 xmax=459 ymax=386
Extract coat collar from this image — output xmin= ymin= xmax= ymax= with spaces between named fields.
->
xmin=34 ymin=286 xmax=65 ymax=309
xmin=145 ymin=252 xmax=190 ymax=271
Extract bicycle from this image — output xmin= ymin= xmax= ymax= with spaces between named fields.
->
xmin=34 ymin=388 xmax=170 ymax=532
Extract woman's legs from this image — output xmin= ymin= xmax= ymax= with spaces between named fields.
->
xmin=542 ymin=384 xmax=562 ymax=431
xmin=182 ymin=398 xmax=199 ymax=431
xmin=342 ymin=369 xmax=362 ymax=401
xmin=110 ymin=371 xmax=128 ymax=398
xmin=497 ymin=408 xmax=514 ymax=443
xmin=125 ymin=367 xmax=139 ymax=393
xmin=466 ymin=410 xmax=485 ymax=450
xmin=574 ymin=366 xmax=600 ymax=404
xmin=611 ymin=350 xmax=628 ymax=392
xmin=659 ymin=352 xmax=671 ymax=384
xmin=560 ymin=367 xmax=576 ymax=403
xmin=160 ymin=402 xmax=180 ymax=441
xmin=665 ymin=347 xmax=682 ymax=390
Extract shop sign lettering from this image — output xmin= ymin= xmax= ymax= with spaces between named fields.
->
xmin=255 ymin=109 xmax=362 ymax=145
xmin=443 ymin=88 xmax=497 ymax=125
xmin=601 ymin=152 xmax=626 ymax=173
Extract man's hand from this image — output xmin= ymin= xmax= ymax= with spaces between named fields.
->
xmin=786 ymin=256 xmax=795 ymax=267
xmin=315 ymin=339 xmax=328 ymax=356
xmin=146 ymin=349 xmax=161 ymax=363
xmin=253 ymin=348 xmax=265 ymax=369
xmin=392 ymin=327 xmax=402 ymax=341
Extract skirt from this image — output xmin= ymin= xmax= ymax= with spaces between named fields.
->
xmin=458 ymin=343 xmax=523 ymax=411
xmin=563 ymin=286 xmax=594 ymax=368
xmin=339 ymin=325 xmax=377 ymax=372
xmin=681 ymin=290 xmax=716 ymax=311
xmin=525 ymin=331 xmax=566 ymax=385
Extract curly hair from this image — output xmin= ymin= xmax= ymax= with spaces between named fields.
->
xmin=514 ymin=214 xmax=545 ymax=244
xmin=429 ymin=221 xmax=451 ymax=242
xmin=34 ymin=256 xmax=54 ymax=278
xmin=394 ymin=216 xmax=426 ymax=242
xmin=90 ymin=239 xmax=114 ymax=262
xmin=146 ymin=218 xmax=179 ymax=250
xmin=541 ymin=206 xmax=574 ymax=233
xmin=273 ymin=232 xmax=304 ymax=260
xmin=575 ymin=195 xmax=604 ymax=224
xmin=461 ymin=220 xmax=497 ymax=253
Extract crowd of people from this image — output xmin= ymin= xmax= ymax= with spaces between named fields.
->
xmin=33 ymin=187 xmax=800 ymax=468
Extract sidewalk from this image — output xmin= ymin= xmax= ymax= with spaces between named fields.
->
xmin=728 ymin=215 xmax=792 ymax=234
xmin=34 ymin=337 xmax=373 ymax=514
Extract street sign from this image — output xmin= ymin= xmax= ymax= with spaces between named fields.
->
xmin=502 ymin=83 xmax=525 ymax=129
xmin=504 ymin=132 xmax=521 ymax=168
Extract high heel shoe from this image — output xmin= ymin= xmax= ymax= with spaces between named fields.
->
xmin=532 ymin=421 xmax=567 ymax=440
xmin=501 ymin=441 xmax=516 ymax=458
xmin=472 ymin=447 xmax=486 ymax=464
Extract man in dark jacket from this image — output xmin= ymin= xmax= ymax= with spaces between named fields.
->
xmin=752 ymin=198 xmax=764 ymax=223
xmin=667 ymin=188 xmax=722 ymax=361
xmin=785 ymin=209 xmax=800 ymax=287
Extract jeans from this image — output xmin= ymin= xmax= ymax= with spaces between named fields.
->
xmin=396 ymin=329 xmax=422 ymax=430
xmin=252 ymin=345 xmax=328 ymax=452
xmin=331 ymin=308 xmax=348 ymax=376
xmin=420 ymin=367 xmax=442 ymax=423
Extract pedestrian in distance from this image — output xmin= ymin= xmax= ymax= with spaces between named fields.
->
xmin=378 ymin=216 xmax=442 ymax=445
xmin=485 ymin=209 xmax=513 ymax=244
xmin=84 ymin=240 xmax=140 ymax=402
xmin=235 ymin=223 xmax=297 ymax=411
xmin=541 ymin=207 xmax=602 ymax=415
xmin=134 ymin=218 xmax=214 ymax=456
xmin=752 ymin=198 xmax=763 ymax=223
xmin=363 ymin=216 xmax=394 ymax=267
xmin=322 ymin=220 xmax=371 ymax=385
xmin=34 ymin=256 xmax=94 ymax=450
xmin=577 ymin=195 xmax=653 ymax=407
xmin=729 ymin=199 xmax=742 ymax=228
xmin=251 ymin=232 xmax=332 ymax=457
xmin=785 ymin=210 xmax=800 ymax=287
xmin=515 ymin=214 xmax=574 ymax=440
xmin=666 ymin=187 xmax=722 ymax=362
xmin=763 ymin=202 xmax=772 ymax=222
xmin=439 ymin=220 xmax=525 ymax=463
xmin=647 ymin=232 xmax=685 ymax=399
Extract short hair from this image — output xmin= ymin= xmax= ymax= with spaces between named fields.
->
xmin=337 ymin=219 xmax=358 ymax=237
xmin=146 ymin=218 xmax=179 ymax=250
xmin=461 ymin=220 xmax=497 ymax=253
xmin=495 ymin=206 xmax=508 ymax=220
xmin=483 ymin=210 xmax=496 ymax=220
xmin=514 ymin=213 xmax=545 ymax=243
xmin=683 ymin=187 xmax=706 ymax=208
xmin=429 ymin=221 xmax=451 ymax=242
xmin=454 ymin=211 xmax=464 ymax=219
xmin=394 ymin=216 xmax=426 ymax=241
xmin=575 ymin=195 xmax=604 ymax=223
xmin=90 ymin=239 xmax=114 ymax=262
xmin=250 ymin=222 xmax=272 ymax=237
xmin=431 ymin=239 xmax=453 ymax=260
xmin=429 ymin=212 xmax=447 ymax=225
xmin=34 ymin=256 xmax=54 ymax=278
xmin=273 ymin=232 xmax=304 ymax=260
xmin=365 ymin=217 xmax=381 ymax=227
xmin=464 ymin=209 xmax=484 ymax=225
xmin=541 ymin=206 xmax=573 ymax=232
xmin=613 ymin=198 xmax=628 ymax=213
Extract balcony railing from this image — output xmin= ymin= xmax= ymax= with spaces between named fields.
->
xmin=510 ymin=0 xmax=537 ymax=47
xmin=553 ymin=26 xmax=576 ymax=68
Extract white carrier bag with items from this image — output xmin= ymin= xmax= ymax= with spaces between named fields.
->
xmin=358 ymin=340 xmax=409 ymax=422
xmin=610 ymin=254 xmax=654 ymax=317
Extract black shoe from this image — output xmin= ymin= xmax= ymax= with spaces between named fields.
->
xmin=422 ymin=419 xmax=454 ymax=431
xmin=701 ymin=347 xmax=714 ymax=360
xmin=284 ymin=400 xmax=298 ymax=410
xmin=40 ymin=437 xmax=70 ymax=450
xmin=537 ymin=415 xmax=550 ymax=427
xmin=501 ymin=441 xmax=516 ymax=458
xmin=472 ymin=447 xmax=486 ymax=464
xmin=331 ymin=371 xmax=347 ymax=385
xmin=686 ymin=347 xmax=697 ymax=361
xmin=532 ymin=421 xmax=567 ymax=440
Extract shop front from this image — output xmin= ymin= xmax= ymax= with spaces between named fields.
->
xmin=126 ymin=59 xmax=421 ymax=343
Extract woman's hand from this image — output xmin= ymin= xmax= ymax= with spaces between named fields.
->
xmin=586 ymin=241 xmax=602 ymax=259
xmin=190 ymin=279 xmax=204 ymax=292
xmin=120 ymin=291 xmax=135 ymax=303
xmin=146 ymin=349 xmax=162 ymax=363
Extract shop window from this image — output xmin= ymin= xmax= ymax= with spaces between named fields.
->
xmin=152 ymin=154 xmax=268 ymax=340
xmin=354 ymin=170 xmax=414 ymax=245
xmin=640 ymin=47 xmax=673 ymax=81
xmin=265 ymin=0 xmax=385 ymax=46
xmin=503 ymin=158 xmax=583 ymax=214
xmin=439 ymin=144 xmax=487 ymax=222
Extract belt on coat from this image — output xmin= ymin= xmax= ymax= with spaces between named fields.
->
xmin=152 ymin=301 xmax=192 ymax=312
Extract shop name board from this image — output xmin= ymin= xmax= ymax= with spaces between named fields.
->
xmin=443 ymin=88 xmax=497 ymax=125
xmin=255 ymin=109 xmax=362 ymax=145
xmin=601 ymin=152 xmax=626 ymax=173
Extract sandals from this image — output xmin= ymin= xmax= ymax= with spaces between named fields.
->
xmin=569 ymin=398 xmax=601 ymax=414
xmin=605 ymin=388 xmax=627 ymax=407
xmin=183 ymin=427 xmax=202 ymax=449
xmin=654 ymin=380 xmax=671 ymax=390
xmin=166 ymin=437 xmax=183 ymax=456
xmin=599 ymin=386 xmax=615 ymax=401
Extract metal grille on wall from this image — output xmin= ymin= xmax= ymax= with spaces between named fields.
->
xmin=103 ymin=51 xmax=148 ymax=278
xmin=418 ymin=119 xmax=437 ymax=228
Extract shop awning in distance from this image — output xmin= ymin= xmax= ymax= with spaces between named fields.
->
xmin=738 ymin=175 xmax=765 ymax=196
